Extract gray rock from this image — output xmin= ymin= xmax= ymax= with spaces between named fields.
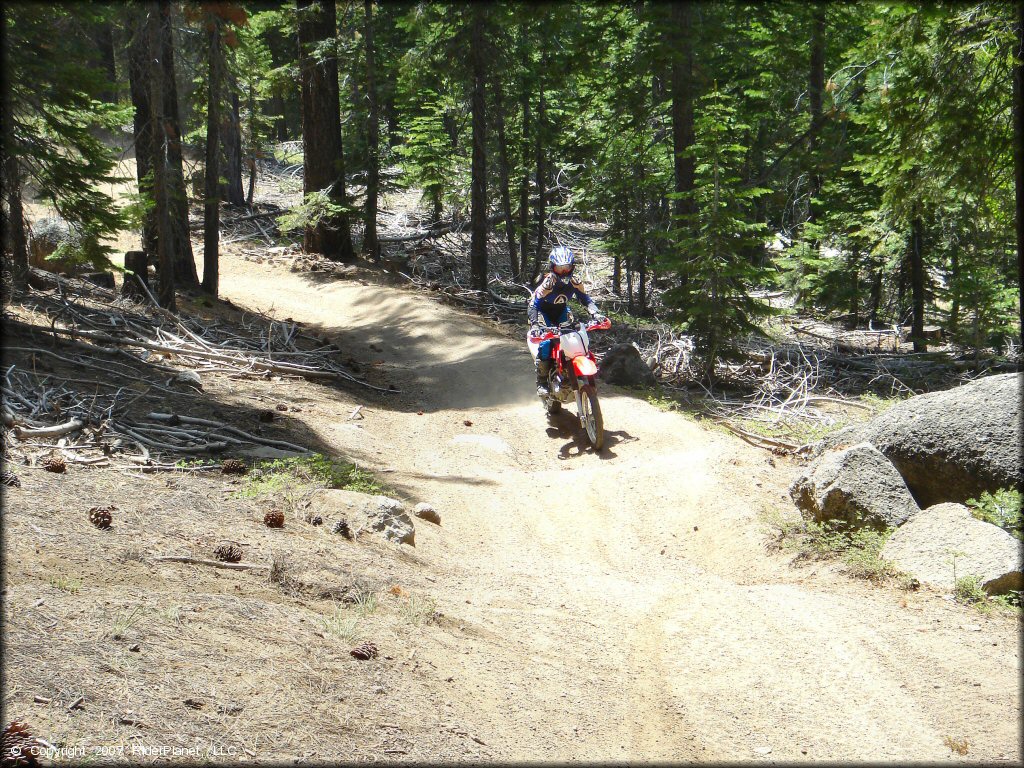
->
xmin=790 ymin=442 xmax=920 ymax=529
xmin=28 ymin=217 xmax=99 ymax=273
xmin=598 ymin=343 xmax=657 ymax=387
xmin=414 ymin=502 xmax=441 ymax=525
xmin=814 ymin=374 xmax=1021 ymax=507
xmin=173 ymin=370 xmax=203 ymax=389
xmin=881 ymin=503 xmax=1023 ymax=595
xmin=314 ymin=489 xmax=415 ymax=546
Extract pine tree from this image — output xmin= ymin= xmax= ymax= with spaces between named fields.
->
xmin=2 ymin=3 xmax=128 ymax=288
xmin=658 ymin=86 xmax=773 ymax=378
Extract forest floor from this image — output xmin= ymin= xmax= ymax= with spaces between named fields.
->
xmin=4 ymin=151 xmax=1021 ymax=763
xmin=3 ymin=244 xmax=1021 ymax=764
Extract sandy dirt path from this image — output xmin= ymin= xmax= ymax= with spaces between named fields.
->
xmin=219 ymin=254 xmax=1021 ymax=763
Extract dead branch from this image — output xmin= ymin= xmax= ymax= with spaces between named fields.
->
xmin=11 ymin=418 xmax=84 ymax=439
xmin=152 ymin=556 xmax=270 ymax=571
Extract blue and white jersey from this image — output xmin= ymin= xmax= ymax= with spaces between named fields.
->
xmin=528 ymin=272 xmax=598 ymax=325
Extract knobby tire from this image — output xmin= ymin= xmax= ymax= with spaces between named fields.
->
xmin=579 ymin=383 xmax=603 ymax=450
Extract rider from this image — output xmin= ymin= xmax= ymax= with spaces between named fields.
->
xmin=528 ymin=246 xmax=605 ymax=396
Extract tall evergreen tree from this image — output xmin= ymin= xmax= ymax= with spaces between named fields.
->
xmin=469 ymin=4 xmax=488 ymax=292
xmin=297 ymin=0 xmax=354 ymax=262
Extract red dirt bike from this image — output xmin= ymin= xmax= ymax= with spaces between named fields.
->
xmin=527 ymin=316 xmax=612 ymax=450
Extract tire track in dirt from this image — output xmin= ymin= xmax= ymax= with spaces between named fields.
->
xmin=220 ymin=254 xmax=1021 ymax=762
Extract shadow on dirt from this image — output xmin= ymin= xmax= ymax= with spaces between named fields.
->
xmin=231 ymin=266 xmax=541 ymax=414
xmin=544 ymin=410 xmax=638 ymax=461
xmin=1 ymin=297 xmax=379 ymax=470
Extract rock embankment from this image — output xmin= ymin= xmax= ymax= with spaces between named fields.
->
xmin=881 ymin=503 xmax=1023 ymax=594
xmin=790 ymin=442 xmax=919 ymax=529
xmin=793 ymin=374 xmax=1022 ymax=594
xmin=815 ymin=373 xmax=1020 ymax=507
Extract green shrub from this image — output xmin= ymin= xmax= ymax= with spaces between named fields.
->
xmin=764 ymin=513 xmax=910 ymax=586
xmin=953 ymin=575 xmax=987 ymax=605
xmin=233 ymin=453 xmax=384 ymax=499
xmin=967 ymin=489 xmax=1022 ymax=540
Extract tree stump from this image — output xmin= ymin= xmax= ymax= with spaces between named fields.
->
xmin=122 ymin=250 xmax=149 ymax=299
xmin=84 ymin=271 xmax=115 ymax=290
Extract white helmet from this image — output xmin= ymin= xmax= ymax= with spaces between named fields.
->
xmin=549 ymin=246 xmax=575 ymax=276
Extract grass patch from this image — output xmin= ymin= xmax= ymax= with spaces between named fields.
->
xmin=857 ymin=391 xmax=907 ymax=413
xmin=953 ymin=575 xmax=987 ymax=605
xmin=398 ymin=594 xmax=439 ymax=626
xmin=232 ymin=453 xmax=385 ymax=500
xmin=942 ymin=735 xmax=970 ymax=756
xmin=352 ymin=589 xmax=379 ymax=617
xmin=49 ymin=576 xmax=81 ymax=594
xmin=108 ymin=606 xmax=145 ymax=640
xmin=967 ymin=488 xmax=1022 ymax=540
xmin=320 ymin=610 xmax=359 ymax=642
xmin=174 ymin=458 xmax=219 ymax=469
xmin=761 ymin=508 xmax=911 ymax=586
xmin=735 ymin=415 xmax=845 ymax=446
xmin=644 ymin=387 xmax=685 ymax=413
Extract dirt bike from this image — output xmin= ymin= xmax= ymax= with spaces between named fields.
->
xmin=527 ymin=315 xmax=612 ymax=450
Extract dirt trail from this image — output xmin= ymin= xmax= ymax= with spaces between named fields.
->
xmin=220 ymin=254 xmax=1021 ymax=763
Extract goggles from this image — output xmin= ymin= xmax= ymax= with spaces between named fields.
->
xmin=552 ymin=263 xmax=574 ymax=276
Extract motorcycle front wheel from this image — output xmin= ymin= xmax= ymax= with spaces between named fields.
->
xmin=578 ymin=384 xmax=604 ymax=450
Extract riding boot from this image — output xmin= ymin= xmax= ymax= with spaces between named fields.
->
xmin=535 ymin=358 xmax=551 ymax=396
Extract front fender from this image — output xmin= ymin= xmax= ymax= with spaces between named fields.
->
xmin=572 ymin=356 xmax=598 ymax=377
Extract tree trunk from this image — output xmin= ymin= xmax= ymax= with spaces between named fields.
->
xmin=846 ymin=249 xmax=859 ymax=329
xmin=469 ymin=5 xmax=488 ymax=293
xmin=636 ymin=158 xmax=648 ymax=315
xmin=364 ymin=0 xmax=380 ymax=262
xmin=868 ymin=260 xmax=883 ymax=325
xmin=807 ymin=5 xmax=826 ymax=227
xmin=122 ymin=250 xmax=149 ymax=299
xmin=127 ymin=8 xmax=157 ymax=263
xmin=669 ymin=3 xmax=695 ymax=223
xmin=518 ymin=85 xmax=531 ymax=278
xmin=532 ymin=53 xmax=547 ymax=280
xmin=271 ymin=93 xmax=288 ymax=141
xmin=94 ymin=18 xmax=118 ymax=103
xmin=202 ymin=15 xmax=222 ymax=297
xmin=148 ymin=4 xmax=175 ymax=310
xmin=158 ymin=0 xmax=198 ymax=289
xmin=246 ymin=80 xmax=257 ymax=207
xmin=1014 ymin=0 xmax=1024 ymax=351
xmin=948 ymin=248 xmax=960 ymax=333
xmin=669 ymin=2 xmax=695 ymax=298
xmin=297 ymin=0 xmax=354 ymax=262
xmin=911 ymin=216 xmax=926 ymax=352
xmin=611 ymin=206 xmax=622 ymax=296
xmin=220 ymin=71 xmax=246 ymax=206
xmin=493 ymin=74 xmax=517 ymax=280
xmin=2 ymin=28 xmax=28 ymax=291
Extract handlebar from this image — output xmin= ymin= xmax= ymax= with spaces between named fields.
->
xmin=530 ymin=317 xmax=611 ymax=342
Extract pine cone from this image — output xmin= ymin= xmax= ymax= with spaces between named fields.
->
xmin=350 ymin=641 xmax=378 ymax=660
xmin=332 ymin=519 xmax=353 ymax=539
xmin=41 ymin=455 xmax=66 ymax=474
xmin=2 ymin=471 xmax=20 ymax=488
xmin=263 ymin=509 xmax=284 ymax=528
xmin=221 ymin=459 xmax=247 ymax=475
xmin=275 ymin=403 xmax=289 ymax=412
xmin=88 ymin=505 xmax=116 ymax=530
xmin=309 ymin=515 xmax=323 ymax=526
xmin=2 ymin=721 xmax=41 ymax=767
xmin=213 ymin=543 xmax=242 ymax=563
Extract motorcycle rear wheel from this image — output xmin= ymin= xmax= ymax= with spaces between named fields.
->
xmin=578 ymin=384 xmax=604 ymax=450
